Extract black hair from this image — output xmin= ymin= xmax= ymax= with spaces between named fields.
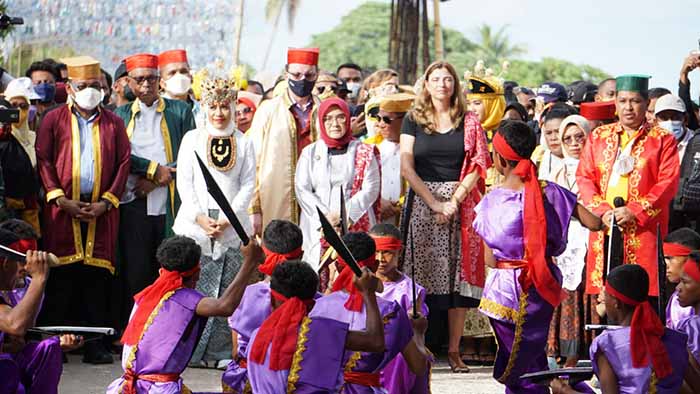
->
xmin=263 ymin=220 xmax=303 ymax=254
xmin=598 ymin=78 xmax=615 ymax=90
xmin=496 ymin=120 xmax=537 ymax=167
xmin=0 ymin=219 xmax=38 ymax=240
xmin=369 ymin=223 xmax=402 ymax=240
xmin=607 ymin=264 xmax=648 ymax=304
xmin=543 ymin=103 xmax=577 ymax=123
xmin=270 ymin=260 xmax=319 ymax=300
xmin=337 ymin=63 xmax=363 ymax=74
xmin=156 ymin=236 xmax=201 ymax=273
xmin=101 ymin=69 xmax=113 ymax=88
xmin=342 ymin=232 xmax=376 ymax=261
xmin=246 ymin=80 xmax=265 ymax=95
xmin=24 ymin=61 xmax=59 ymax=81
xmin=665 ymin=227 xmax=700 ymax=250
xmin=504 ymin=101 xmax=528 ymax=122
xmin=0 ymin=228 xmax=20 ymax=247
xmin=649 ymin=87 xmax=672 ymax=100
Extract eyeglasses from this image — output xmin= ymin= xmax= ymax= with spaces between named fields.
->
xmin=71 ymin=82 xmax=101 ymax=91
xmin=377 ymin=114 xmax=404 ymax=124
xmin=129 ymin=75 xmax=159 ymax=85
xmin=323 ymin=115 xmax=347 ymax=125
xmin=235 ymin=107 xmax=253 ymax=117
xmin=287 ymin=70 xmax=318 ymax=81
xmin=563 ymin=133 xmax=586 ymax=145
xmin=316 ymin=85 xmax=338 ymax=94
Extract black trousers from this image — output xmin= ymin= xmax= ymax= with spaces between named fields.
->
xmin=117 ymin=198 xmax=166 ymax=326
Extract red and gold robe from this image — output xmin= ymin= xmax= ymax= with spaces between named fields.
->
xmin=576 ymin=121 xmax=679 ymax=296
xmin=36 ymin=104 xmax=131 ymax=273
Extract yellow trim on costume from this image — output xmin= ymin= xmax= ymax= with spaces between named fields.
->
xmin=344 ymin=351 xmax=363 ymax=373
xmin=119 ymin=290 xmax=178 ymax=393
xmin=45 ymin=189 xmax=65 ymax=203
xmin=649 ymin=372 xmax=657 ymax=394
xmin=102 ymin=192 xmax=120 ymax=209
xmin=497 ymin=289 xmax=529 ymax=383
xmin=125 ymin=100 xmax=140 ymax=139
xmin=146 ymin=161 xmax=159 ymax=181
xmin=158 ymin=104 xmax=176 ymax=217
xmin=287 ymin=315 xmax=312 ymax=393
xmin=283 ymin=92 xmax=301 ymax=224
xmin=67 ymin=111 xmax=85 ymax=266
xmin=478 ymin=298 xmax=518 ymax=323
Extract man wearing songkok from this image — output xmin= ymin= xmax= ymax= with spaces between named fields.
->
xmin=675 ymin=250 xmax=700 ymax=392
xmin=551 ymin=264 xmax=688 ymax=394
xmin=222 ymin=220 xmax=305 ymax=392
xmin=579 ymin=100 xmax=617 ymax=130
xmin=247 ymin=47 xmax=321 ymax=235
xmin=36 ymin=55 xmax=130 ymax=364
xmin=370 ymin=224 xmax=432 ymax=394
xmin=115 ymin=53 xmax=196 ymax=323
xmin=246 ymin=259 xmax=385 ymax=394
xmin=473 ymin=120 xmax=602 ymax=393
xmin=662 ymin=227 xmax=699 ymax=329
xmin=236 ymin=90 xmax=262 ymax=133
xmin=577 ymin=75 xmax=680 ymax=303
xmin=365 ymin=93 xmax=413 ymax=225
xmin=310 ymin=232 xmax=429 ymax=393
xmin=172 ymin=72 xmax=255 ymax=366
xmin=0 ymin=228 xmax=62 ymax=393
xmin=158 ymin=50 xmax=193 ymax=104
xmin=106 ymin=235 xmax=263 ymax=394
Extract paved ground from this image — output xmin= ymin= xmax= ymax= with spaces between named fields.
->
xmin=60 ymin=355 xmax=507 ymax=393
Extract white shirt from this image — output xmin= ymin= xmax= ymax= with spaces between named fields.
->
xmin=378 ymin=139 xmax=401 ymax=203
xmin=123 ymin=101 xmax=168 ymax=215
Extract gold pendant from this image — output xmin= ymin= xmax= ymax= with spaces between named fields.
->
xmin=207 ymin=135 xmax=236 ymax=172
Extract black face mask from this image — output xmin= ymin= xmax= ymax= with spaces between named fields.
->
xmin=288 ymin=78 xmax=315 ymax=98
xmin=123 ymin=84 xmax=137 ymax=101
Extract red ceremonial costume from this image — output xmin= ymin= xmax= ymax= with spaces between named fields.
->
xmin=576 ymin=121 xmax=679 ymax=295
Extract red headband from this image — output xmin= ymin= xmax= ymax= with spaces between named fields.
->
xmin=259 ymin=246 xmax=303 ymax=276
xmin=683 ymin=258 xmax=700 ymax=282
xmin=331 ymin=255 xmax=376 ymax=311
xmin=663 ymin=242 xmax=692 ymax=257
xmin=121 ymin=264 xmax=200 ymax=346
xmin=492 ymin=132 xmax=561 ymax=307
xmin=371 ymin=236 xmax=403 ymax=251
xmin=605 ymin=282 xmax=672 ymax=378
xmin=9 ymin=239 xmax=38 ymax=254
xmin=250 ymin=289 xmax=314 ymax=370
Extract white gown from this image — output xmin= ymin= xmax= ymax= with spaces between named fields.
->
xmin=295 ymin=139 xmax=381 ymax=270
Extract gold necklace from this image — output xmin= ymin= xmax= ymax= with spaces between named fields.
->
xmin=207 ymin=134 xmax=236 ymax=172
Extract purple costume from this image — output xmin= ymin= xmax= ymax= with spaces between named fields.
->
xmin=676 ymin=314 xmax=700 ymax=366
xmin=0 ymin=287 xmax=62 ymax=394
xmin=473 ymin=182 xmax=577 ymax=394
xmin=310 ymin=291 xmax=414 ymax=394
xmin=247 ymin=315 xmax=349 ymax=394
xmin=377 ymin=274 xmax=431 ymax=394
xmin=106 ymin=288 xmax=206 ymax=394
xmin=666 ymin=289 xmax=693 ymax=330
xmin=590 ymin=327 xmax=688 ymax=393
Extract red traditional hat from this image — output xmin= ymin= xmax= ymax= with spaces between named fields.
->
xmin=124 ymin=53 xmax=159 ymax=72
xmin=580 ymin=101 xmax=616 ymax=121
xmin=287 ymin=47 xmax=320 ymax=66
xmin=158 ymin=49 xmax=188 ymax=68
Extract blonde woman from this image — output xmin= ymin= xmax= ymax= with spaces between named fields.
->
xmin=400 ymin=61 xmax=491 ymax=373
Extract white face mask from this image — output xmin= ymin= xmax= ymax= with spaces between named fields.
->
xmin=346 ymin=82 xmax=361 ymax=98
xmin=658 ymin=120 xmax=685 ymax=140
xmin=165 ymin=73 xmax=192 ymax=96
xmin=73 ymin=87 xmax=103 ymax=110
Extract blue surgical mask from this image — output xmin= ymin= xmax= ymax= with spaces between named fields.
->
xmin=658 ymin=120 xmax=685 ymax=140
xmin=34 ymin=82 xmax=56 ymax=103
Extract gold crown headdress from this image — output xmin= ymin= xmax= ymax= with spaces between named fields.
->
xmin=199 ymin=60 xmax=249 ymax=106
xmin=464 ymin=60 xmax=509 ymax=96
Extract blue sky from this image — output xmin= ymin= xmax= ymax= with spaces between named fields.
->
xmin=239 ymin=0 xmax=700 ymax=96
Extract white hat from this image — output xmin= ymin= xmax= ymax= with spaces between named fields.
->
xmin=3 ymin=77 xmax=40 ymax=102
xmin=654 ymin=94 xmax=686 ymax=116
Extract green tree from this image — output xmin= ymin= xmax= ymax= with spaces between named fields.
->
xmin=508 ymin=58 xmax=609 ymax=87
xmin=472 ymin=24 xmax=525 ymax=66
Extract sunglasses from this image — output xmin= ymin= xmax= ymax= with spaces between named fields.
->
xmin=235 ymin=107 xmax=253 ymax=117
xmin=377 ymin=114 xmax=404 ymax=124
xmin=12 ymin=102 xmax=29 ymax=110
xmin=316 ymin=85 xmax=338 ymax=94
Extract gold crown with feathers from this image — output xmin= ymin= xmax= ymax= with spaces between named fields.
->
xmin=197 ymin=59 xmax=248 ymax=106
xmin=464 ymin=60 xmax=509 ymax=96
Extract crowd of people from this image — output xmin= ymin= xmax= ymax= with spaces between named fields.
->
xmin=0 ymin=43 xmax=699 ymax=394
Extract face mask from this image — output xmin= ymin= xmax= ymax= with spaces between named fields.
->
xmin=73 ymin=87 xmax=103 ymax=111
xmin=346 ymin=82 xmax=361 ymax=99
xmin=123 ymin=83 xmax=137 ymax=101
xmin=164 ymin=73 xmax=192 ymax=96
xmin=34 ymin=83 xmax=56 ymax=103
xmin=288 ymin=78 xmax=315 ymax=98
xmin=659 ymin=120 xmax=685 ymax=140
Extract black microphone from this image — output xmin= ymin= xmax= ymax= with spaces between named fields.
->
xmin=613 ymin=197 xmax=625 ymax=208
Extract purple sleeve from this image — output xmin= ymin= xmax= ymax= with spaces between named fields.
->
xmin=544 ymin=182 xmax=578 ymax=257
xmin=385 ymin=302 xmax=414 ymax=360
xmin=678 ymin=316 xmax=700 ymax=365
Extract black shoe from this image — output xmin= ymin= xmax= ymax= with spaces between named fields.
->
xmin=82 ymin=342 xmax=114 ymax=365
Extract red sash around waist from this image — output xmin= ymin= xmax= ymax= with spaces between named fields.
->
xmin=122 ymin=368 xmax=180 ymax=394
xmin=238 ymin=357 xmax=248 ymax=369
xmin=496 ymin=259 xmax=528 ymax=270
xmin=343 ymin=371 xmax=381 ymax=387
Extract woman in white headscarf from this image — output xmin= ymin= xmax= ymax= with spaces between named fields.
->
xmin=547 ymin=114 xmax=591 ymax=368
xmin=0 ymin=77 xmax=42 ymax=234
xmin=173 ymin=76 xmax=256 ymax=367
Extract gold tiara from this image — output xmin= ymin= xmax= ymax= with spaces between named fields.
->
xmin=200 ymin=77 xmax=238 ymax=106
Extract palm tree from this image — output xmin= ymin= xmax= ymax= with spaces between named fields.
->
xmin=262 ymin=0 xmax=300 ymax=70
xmin=232 ymin=0 xmax=245 ymax=66
xmin=473 ymin=24 xmax=525 ymax=65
